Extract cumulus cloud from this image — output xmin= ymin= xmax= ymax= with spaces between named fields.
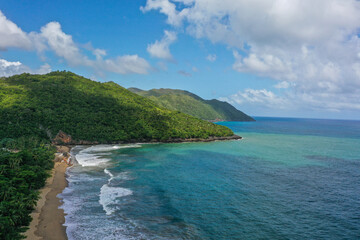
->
xmin=147 ymin=30 xmax=177 ymax=60
xmin=233 ymin=51 xmax=290 ymax=76
xmin=143 ymin=0 xmax=360 ymax=112
xmin=140 ymin=0 xmax=188 ymax=26
xmin=0 ymin=11 xmax=32 ymax=50
xmin=37 ymin=22 xmax=151 ymax=74
xmin=40 ymin=22 xmax=92 ymax=66
xmin=220 ymin=89 xmax=288 ymax=109
xmin=206 ymin=54 xmax=216 ymax=62
xmin=0 ymin=12 xmax=151 ymax=76
xmin=102 ymin=55 xmax=150 ymax=74
xmin=220 ymin=86 xmax=360 ymax=116
xmin=0 ymin=59 xmax=51 ymax=77
xmin=38 ymin=22 xmax=151 ymax=74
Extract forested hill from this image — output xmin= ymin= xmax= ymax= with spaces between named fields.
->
xmin=0 ymin=71 xmax=235 ymax=143
xmin=128 ymin=88 xmax=255 ymax=122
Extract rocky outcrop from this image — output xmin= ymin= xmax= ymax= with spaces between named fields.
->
xmin=52 ymin=131 xmax=73 ymax=145
xmin=52 ymin=131 xmax=101 ymax=145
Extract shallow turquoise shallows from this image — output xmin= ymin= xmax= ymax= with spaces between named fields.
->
xmin=60 ymin=117 xmax=360 ymax=240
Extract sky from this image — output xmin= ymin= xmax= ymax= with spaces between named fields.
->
xmin=1 ymin=0 xmax=360 ymax=120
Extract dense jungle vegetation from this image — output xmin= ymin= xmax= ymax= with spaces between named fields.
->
xmin=0 ymin=71 xmax=234 ymax=143
xmin=0 ymin=137 xmax=55 ymax=239
xmin=128 ymin=87 xmax=255 ymax=121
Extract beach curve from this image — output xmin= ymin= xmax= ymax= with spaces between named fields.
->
xmin=24 ymin=147 xmax=71 ymax=240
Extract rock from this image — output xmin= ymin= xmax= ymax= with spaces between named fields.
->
xmin=52 ymin=131 xmax=73 ymax=145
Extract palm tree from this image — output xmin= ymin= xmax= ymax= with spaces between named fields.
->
xmin=8 ymin=157 xmax=21 ymax=169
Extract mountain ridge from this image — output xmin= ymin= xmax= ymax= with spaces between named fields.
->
xmin=128 ymin=87 xmax=255 ymax=122
xmin=0 ymin=71 xmax=237 ymax=143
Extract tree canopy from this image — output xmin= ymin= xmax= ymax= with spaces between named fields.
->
xmin=128 ymin=88 xmax=254 ymax=121
xmin=0 ymin=71 xmax=234 ymax=143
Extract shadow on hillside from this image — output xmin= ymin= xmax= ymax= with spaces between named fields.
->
xmin=0 ymin=73 xmax=171 ymax=142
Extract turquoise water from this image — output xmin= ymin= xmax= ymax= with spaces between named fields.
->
xmin=60 ymin=118 xmax=360 ymax=239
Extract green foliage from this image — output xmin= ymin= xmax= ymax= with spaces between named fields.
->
xmin=0 ymin=71 xmax=233 ymax=143
xmin=0 ymin=139 xmax=55 ymax=240
xmin=128 ymin=88 xmax=255 ymax=121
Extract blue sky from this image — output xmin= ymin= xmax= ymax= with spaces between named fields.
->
xmin=1 ymin=0 xmax=360 ymax=119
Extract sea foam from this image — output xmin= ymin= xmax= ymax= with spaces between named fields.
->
xmin=100 ymin=169 xmax=133 ymax=215
xmin=62 ymin=144 xmax=140 ymax=238
xmin=75 ymin=144 xmax=141 ymax=167
xmin=104 ymin=168 xmax=114 ymax=179
xmin=99 ymin=184 xmax=133 ymax=215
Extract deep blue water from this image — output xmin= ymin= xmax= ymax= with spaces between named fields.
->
xmin=60 ymin=118 xmax=360 ymax=239
xmin=224 ymin=117 xmax=360 ymax=139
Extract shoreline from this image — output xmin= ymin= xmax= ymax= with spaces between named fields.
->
xmin=54 ymin=134 xmax=242 ymax=145
xmin=24 ymin=136 xmax=240 ymax=239
xmin=24 ymin=147 xmax=71 ymax=240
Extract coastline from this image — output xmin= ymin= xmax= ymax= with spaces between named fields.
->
xmin=24 ymin=147 xmax=71 ymax=240
xmin=53 ymin=133 xmax=242 ymax=145
xmin=24 ymin=136 xmax=240 ymax=239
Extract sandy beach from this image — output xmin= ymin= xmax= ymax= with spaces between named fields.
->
xmin=24 ymin=149 xmax=70 ymax=240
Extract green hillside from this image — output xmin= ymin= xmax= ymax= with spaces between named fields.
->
xmin=0 ymin=71 xmax=235 ymax=143
xmin=128 ymin=88 xmax=255 ymax=121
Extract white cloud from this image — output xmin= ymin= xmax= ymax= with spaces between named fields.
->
xmin=143 ymin=0 xmax=360 ymax=112
xmin=36 ymin=63 xmax=52 ymax=74
xmin=93 ymin=48 xmax=107 ymax=60
xmin=140 ymin=0 xmax=188 ymax=26
xmin=220 ymin=86 xmax=360 ymax=116
xmin=147 ymin=30 xmax=177 ymax=60
xmin=39 ymin=22 xmax=151 ymax=75
xmin=102 ymin=55 xmax=151 ymax=75
xmin=0 ymin=12 xmax=151 ymax=76
xmin=0 ymin=59 xmax=51 ymax=77
xmin=206 ymin=54 xmax=216 ymax=62
xmin=274 ymin=81 xmax=290 ymax=89
xmin=40 ymin=22 xmax=92 ymax=66
xmin=233 ymin=52 xmax=287 ymax=74
xmin=353 ymin=63 xmax=360 ymax=79
xmin=220 ymin=88 xmax=288 ymax=109
xmin=0 ymin=10 xmax=32 ymax=50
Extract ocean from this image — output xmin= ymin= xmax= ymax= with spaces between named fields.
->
xmin=59 ymin=117 xmax=360 ymax=240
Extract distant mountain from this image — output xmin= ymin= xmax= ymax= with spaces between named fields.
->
xmin=128 ymin=88 xmax=255 ymax=122
xmin=0 ymin=72 xmax=236 ymax=143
